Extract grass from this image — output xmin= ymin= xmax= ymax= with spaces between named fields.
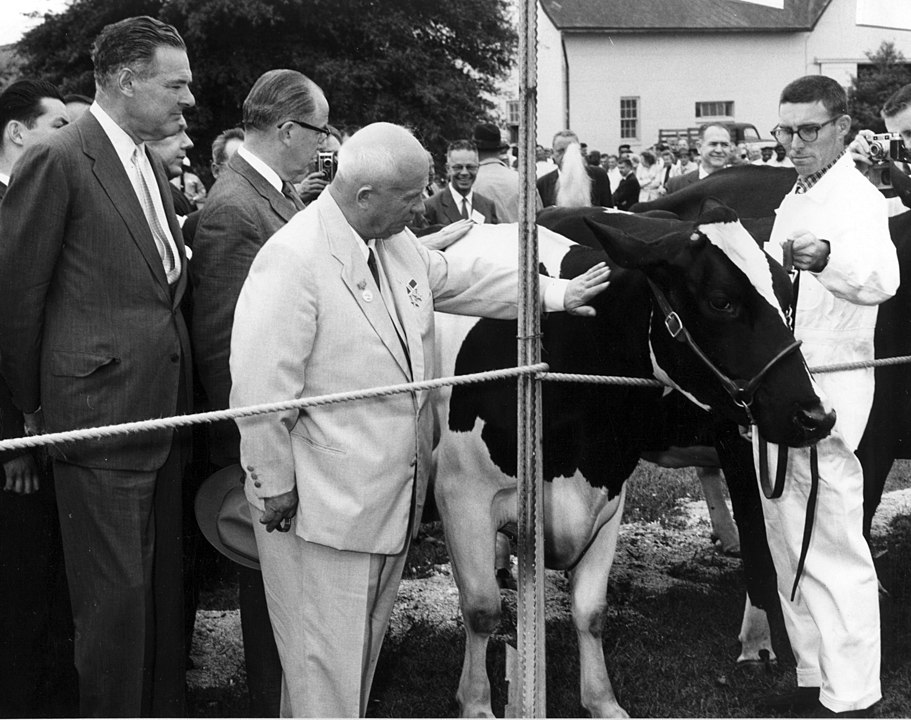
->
xmin=191 ymin=461 xmax=911 ymax=718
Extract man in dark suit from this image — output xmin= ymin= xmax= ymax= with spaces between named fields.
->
xmin=422 ymin=139 xmax=499 ymax=227
xmin=0 ymin=78 xmax=77 ymax=719
xmin=148 ymin=116 xmax=195 ymax=219
xmin=537 ymin=129 xmax=613 ymax=208
xmin=190 ymin=68 xmax=329 ymax=716
xmin=665 ymin=123 xmax=732 ymax=194
xmin=611 ymin=156 xmax=640 ymax=211
xmin=0 ymin=16 xmax=195 ymax=717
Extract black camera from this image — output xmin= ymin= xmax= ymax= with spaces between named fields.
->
xmin=317 ymin=151 xmax=338 ymax=181
xmin=868 ymin=132 xmax=911 ymax=195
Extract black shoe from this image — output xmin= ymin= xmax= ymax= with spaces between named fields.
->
xmin=756 ymin=686 xmax=820 ymax=711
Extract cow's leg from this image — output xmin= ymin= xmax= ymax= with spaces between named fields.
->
xmin=440 ymin=486 xmax=508 ymax=718
xmin=736 ymin=593 xmax=776 ymax=665
xmin=696 ymin=467 xmax=740 ymax=556
xmin=567 ymin=486 xmax=628 ymax=719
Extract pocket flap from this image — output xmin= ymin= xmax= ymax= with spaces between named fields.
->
xmin=49 ymin=350 xmax=118 ymax=378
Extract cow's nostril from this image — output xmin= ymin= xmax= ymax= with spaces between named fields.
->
xmin=794 ymin=404 xmax=836 ymax=439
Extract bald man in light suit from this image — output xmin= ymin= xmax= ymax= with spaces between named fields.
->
xmin=229 ymin=122 xmax=611 ymax=717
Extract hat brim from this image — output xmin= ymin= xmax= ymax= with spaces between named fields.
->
xmin=195 ymin=464 xmax=260 ymax=571
xmin=475 ymin=141 xmax=509 ymax=151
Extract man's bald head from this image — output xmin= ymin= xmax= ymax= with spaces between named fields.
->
xmin=330 ymin=123 xmax=428 ymax=240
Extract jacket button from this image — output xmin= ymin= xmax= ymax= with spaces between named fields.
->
xmin=254 ymin=481 xmax=262 ymax=488
xmin=250 ymin=473 xmax=258 ymax=480
xmin=169 ymin=353 xmax=180 ymax=363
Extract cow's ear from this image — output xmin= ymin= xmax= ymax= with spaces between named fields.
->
xmin=584 ymin=216 xmax=684 ymax=269
xmin=697 ymin=198 xmax=739 ymax=226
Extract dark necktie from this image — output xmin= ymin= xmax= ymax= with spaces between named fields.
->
xmin=460 ymin=196 xmax=469 ymax=220
xmin=367 ymin=247 xmax=381 ymax=289
xmin=281 ymin=180 xmax=306 ymax=210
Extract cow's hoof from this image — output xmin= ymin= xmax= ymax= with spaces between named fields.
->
xmin=735 ymin=649 xmax=776 ymax=675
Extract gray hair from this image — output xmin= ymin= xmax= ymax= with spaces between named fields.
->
xmin=242 ymin=69 xmax=322 ymax=132
xmin=92 ymin=16 xmax=186 ymax=90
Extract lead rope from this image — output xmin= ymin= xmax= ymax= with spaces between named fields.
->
xmin=757 ymin=260 xmax=819 ymax=600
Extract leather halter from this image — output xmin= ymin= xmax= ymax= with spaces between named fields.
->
xmin=646 ymin=277 xmax=802 ymax=425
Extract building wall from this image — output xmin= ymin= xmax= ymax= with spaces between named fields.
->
xmin=535 ymin=0 xmax=911 ymax=154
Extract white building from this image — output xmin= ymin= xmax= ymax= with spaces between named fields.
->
xmin=499 ymin=0 xmax=911 ymax=154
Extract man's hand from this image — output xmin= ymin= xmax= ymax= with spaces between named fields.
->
xmin=296 ymin=172 xmax=329 ymax=203
xmin=2 ymin=454 xmax=41 ymax=495
xmin=23 ymin=408 xmax=44 ymax=437
xmin=849 ymin=129 xmax=876 ymax=177
xmin=420 ymin=219 xmax=474 ymax=251
xmin=564 ymin=262 xmax=611 ymax=317
xmin=784 ymin=231 xmax=830 ymax=273
xmin=260 ymin=487 xmax=299 ymax=533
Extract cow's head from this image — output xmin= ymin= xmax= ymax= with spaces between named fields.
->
xmin=584 ymin=205 xmax=835 ymax=447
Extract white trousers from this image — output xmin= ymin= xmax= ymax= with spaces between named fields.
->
xmin=755 ymin=430 xmax=881 ymax=713
xmin=253 ymin=513 xmax=410 ymax=717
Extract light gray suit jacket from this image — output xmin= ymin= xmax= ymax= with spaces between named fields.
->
xmin=230 ymin=191 xmax=530 ymax=554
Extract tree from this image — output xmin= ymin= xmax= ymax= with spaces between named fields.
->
xmin=848 ymin=41 xmax=911 ymax=134
xmin=14 ymin=0 xmax=516 ymax=176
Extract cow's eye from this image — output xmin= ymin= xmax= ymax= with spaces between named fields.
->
xmin=709 ymin=296 xmax=735 ymax=313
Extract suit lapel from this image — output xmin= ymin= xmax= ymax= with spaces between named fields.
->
xmin=440 ymin=191 xmax=463 ymax=225
xmin=79 ymin=114 xmax=170 ymax=298
xmin=230 ymin=153 xmax=299 ymax=225
xmin=319 ymin=195 xmax=411 ymax=377
xmin=377 ymin=240 xmax=424 ymax=384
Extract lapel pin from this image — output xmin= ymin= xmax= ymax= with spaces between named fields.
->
xmin=362 ymin=289 xmax=374 ymax=302
xmin=357 ymin=279 xmax=367 ymax=290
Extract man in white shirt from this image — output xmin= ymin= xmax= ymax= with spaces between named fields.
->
xmin=421 ymin=139 xmax=499 ymax=226
xmin=190 ymin=68 xmax=328 ymax=715
xmin=0 ymin=16 xmax=194 ymax=716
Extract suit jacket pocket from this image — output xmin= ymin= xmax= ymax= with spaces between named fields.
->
xmin=48 ymin=350 xmax=119 ymax=378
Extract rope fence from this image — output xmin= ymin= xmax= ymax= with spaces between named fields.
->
xmin=1 ymin=353 xmax=910 ymax=454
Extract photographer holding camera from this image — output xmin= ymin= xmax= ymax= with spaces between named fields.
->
xmin=296 ymin=124 xmax=341 ymax=203
xmin=849 ymin=83 xmax=911 ymax=214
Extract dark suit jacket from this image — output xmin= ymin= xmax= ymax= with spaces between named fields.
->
xmin=0 ymin=112 xmax=191 ymax=470
xmin=0 ymin=181 xmax=25 ymax=464
xmin=190 ymin=151 xmax=300 ymax=465
xmin=665 ymin=169 xmax=701 ymax=195
xmin=537 ymin=165 xmax=614 ymax=208
xmin=612 ymin=173 xmax=641 ymax=211
xmin=421 ymin=187 xmax=499 ymax=227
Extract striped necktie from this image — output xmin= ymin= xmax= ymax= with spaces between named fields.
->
xmin=281 ymin=180 xmax=305 ymax=211
xmin=131 ymin=146 xmax=179 ymax=284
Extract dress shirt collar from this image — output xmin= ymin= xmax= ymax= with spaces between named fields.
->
xmin=0 ymin=172 xmax=9 ymax=186
xmin=448 ymin=183 xmax=473 ymax=209
xmin=90 ymin=102 xmax=142 ymax=167
xmin=237 ymin=145 xmax=283 ymax=193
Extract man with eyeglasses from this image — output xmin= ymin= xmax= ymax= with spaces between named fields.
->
xmin=422 ymin=139 xmax=499 ymax=229
xmin=190 ymin=68 xmax=329 ymax=716
xmin=756 ymin=75 xmax=898 ymax=717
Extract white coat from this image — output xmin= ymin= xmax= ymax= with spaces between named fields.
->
xmin=756 ymin=152 xmax=898 ymax=712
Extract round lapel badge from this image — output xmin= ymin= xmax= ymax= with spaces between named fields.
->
xmin=362 ymin=290 xmax=374 ymax=302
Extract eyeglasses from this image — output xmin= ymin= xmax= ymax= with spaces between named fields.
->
xmin=449 ymin=164 xmax=479 ymax=172
xmin=278 ymin=119 xmax=331 ymax=137
xmin=771 ymin=116 xmax=839 ymax=144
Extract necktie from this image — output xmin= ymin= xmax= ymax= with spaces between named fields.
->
xmin=281 ymin=180 xmax=306 ymax=211
xmin=131 ymin=147 xmax=178 ymax=284
xmin=460 ymin=196 xmax=469 ymax=220
xmin=367 ymin=247 xmax=381 ymax=289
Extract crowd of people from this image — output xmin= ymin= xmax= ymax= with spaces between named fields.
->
xmin=0 ymin=12 xmax=907 ymax=720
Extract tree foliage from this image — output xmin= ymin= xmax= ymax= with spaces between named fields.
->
xmin=848 ymin=41 xmax=911 ymax=134
xmin=14 ymin=0 xmax=516 ymax=173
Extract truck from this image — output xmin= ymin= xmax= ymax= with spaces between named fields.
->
xmin=658 ymin=122 xmax=773 ymax=149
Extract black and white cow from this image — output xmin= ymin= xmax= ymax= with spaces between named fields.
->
xmin=633 ymin=164 xmax=911 ymax=664
xmin=431 ymin=205 xmax=833 ymax=718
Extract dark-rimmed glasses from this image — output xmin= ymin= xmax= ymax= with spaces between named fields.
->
xmin=771 ymin=116 xmax=839 ymax=144
xmin=278 ymin=119 xmax=331 ymax=136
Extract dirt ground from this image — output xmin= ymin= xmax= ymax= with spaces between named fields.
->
xmin=186 ymin=484 xmax=911 ymax=718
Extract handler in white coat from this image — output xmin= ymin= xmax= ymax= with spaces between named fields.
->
xmin=757 ymin=76 xmax=899 ymax=715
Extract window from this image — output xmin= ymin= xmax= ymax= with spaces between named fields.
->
xmin=507 ymin=100 xmax=520 ymax=126
xmin=695 ymin=101 xmax=734 ymax=118
xmin=620 ymin=97 xmax=639 ymax=140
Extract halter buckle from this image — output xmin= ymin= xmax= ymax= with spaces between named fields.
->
xmin=664 ymin=311 xmax=683 ymax=339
